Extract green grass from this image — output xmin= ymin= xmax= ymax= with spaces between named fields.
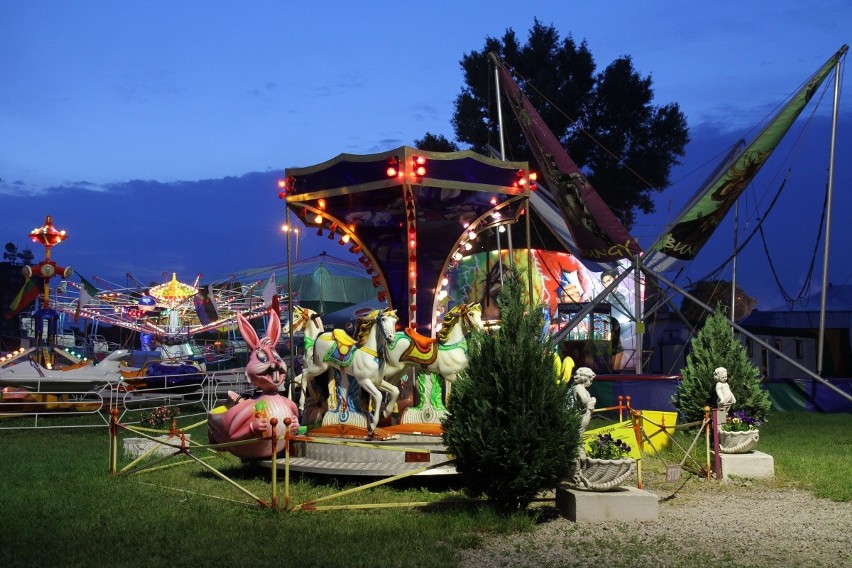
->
xmin=640 ymin=410 xmax=851 ymax=502
xmin=0 ymin=409 xmax=848 ymax=567
xmin=0 ymin=412 xmax=531 ymax=568
xmin=758 ymin=411 xmax=852 ymax=501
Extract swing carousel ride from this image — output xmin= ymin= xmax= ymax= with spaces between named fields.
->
xmin=0 ymin=215 xmax=276 ymax=396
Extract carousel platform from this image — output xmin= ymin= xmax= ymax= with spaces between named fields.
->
xmin=260 ymin=424 xmax=457 ymax=477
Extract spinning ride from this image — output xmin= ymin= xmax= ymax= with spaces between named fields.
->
xmin=272 ymin=148 xmax=531 ymax=471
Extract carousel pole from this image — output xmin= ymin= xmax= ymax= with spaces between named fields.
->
xmin=285 ymin=208 xmax=296 ymax=400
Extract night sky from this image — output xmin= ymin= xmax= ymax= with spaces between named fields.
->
xmin=2 ymin=1 xmax=850 ymax=309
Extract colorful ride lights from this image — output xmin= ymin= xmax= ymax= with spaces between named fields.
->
xmin=29 ymin=216 xmax=67 ymax=248
xmin=277 ymin=176 xmax=297 ymax=198
xmin=387 ymin=155 xmax=427 ymax=179
xmin=412 ymin=155 xmax=427 ymax=177
xmin=386 ymin=156 xmax=401 ymax=178
xmin=512 ymin=169 xmax=538 ymax=190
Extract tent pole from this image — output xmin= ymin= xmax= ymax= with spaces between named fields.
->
xmin=818 ymin=54 xmax=843 ymax=374
xmin=493 ymin=55 xmax=508 ymax=278
xmin=634 ymin=255 xmax=643 ymax=374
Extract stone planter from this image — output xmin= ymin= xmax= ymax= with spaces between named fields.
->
xmin=718 ymin=429 xmax=759 ymax=454
xmin=575 ymin=457 xmax=635 ymax=491
xmin=123 ymin=434 xmax=190 ymax=458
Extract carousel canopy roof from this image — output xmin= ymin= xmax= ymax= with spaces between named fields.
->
xmin=283 ymin=146 xmax=530 ymax=332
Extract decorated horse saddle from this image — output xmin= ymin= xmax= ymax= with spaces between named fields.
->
xmin=399 ymin=328 xmax=438 ymax=367
xmin=320 ymin=329 xmax=359 ymax=367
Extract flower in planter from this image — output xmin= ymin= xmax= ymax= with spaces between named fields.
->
xmin=141 ymin=405 xmax=180 ymax=428
xmin=722 ymin=408 xmax=763 ymax=432
xmin=587 ymin=433 xmax=632 ymax=460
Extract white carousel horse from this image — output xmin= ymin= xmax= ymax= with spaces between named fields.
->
xmin=284 ymin=305 xmax=325 ymax=411
xmin=299 ymin=308 xmax=399 ymax=434
xmin=385 ymin=302 xmax=483 ymax=399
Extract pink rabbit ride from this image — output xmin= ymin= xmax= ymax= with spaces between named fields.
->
xmin=208 ymin=310 xmax=299 ymax=459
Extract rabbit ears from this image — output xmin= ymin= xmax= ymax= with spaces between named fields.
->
xmin=236 ymin=310 xmax=281 ymax=350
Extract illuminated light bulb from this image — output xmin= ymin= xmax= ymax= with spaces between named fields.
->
xmin=493 ymin=212 xmax=502 ymax=220
xmin=314 ymin=214 xmax=323 ymax=224
xmin=277 ymin=179 xmax=286 ymax=189
xmin=441 ymin=277 xmax=448 ymax=287
xmin=490 ymin=197 xmax=497 ymax=205
xmin=498 ymin=225 xmax=506 ymax=233
xmin=464 ymin=242 xmax=472 ymax=251
xmin=452 ymin=252 xmax=463 ymax=261
xmin=468 ymin=231 xmax=476 ymax=240
xmin=409 ymin=239 xmax=416 ymax=248
xmin=438 ymin=290 xmax=447 ymax=300
xmin=318 ymin=198 xmax=326 ymax=210
xmin=340 ymin=234 xmax=351 ymax=244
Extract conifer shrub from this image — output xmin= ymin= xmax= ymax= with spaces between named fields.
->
xmin=442 ymin=270 xmax=582 ymax=513
xmin=673 ymin=305 xmax=771 ymax=424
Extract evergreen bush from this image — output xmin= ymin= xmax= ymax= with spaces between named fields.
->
xmin=442 ymin=270 xmax=582 ymax=513
xmin=673 ymin=305 xmax=771 ymax=424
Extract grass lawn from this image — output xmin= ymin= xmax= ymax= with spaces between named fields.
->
xmin=0 ymin=409 xmax=848 ymax=567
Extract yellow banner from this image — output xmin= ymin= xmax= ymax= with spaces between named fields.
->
xmin=634 ymin=410 xmax=678 ymax=453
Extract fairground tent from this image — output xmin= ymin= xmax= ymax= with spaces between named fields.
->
xmin=210 ymin=252 xmax=375 ymax=316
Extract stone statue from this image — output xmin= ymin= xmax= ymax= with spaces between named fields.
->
xmin=573 ymin=366 xmax=597 ymax=458
xmin=714 ymin=366 xmax=736 ymax=412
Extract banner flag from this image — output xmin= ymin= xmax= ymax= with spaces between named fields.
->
xmin=75 ymin=275 xmax=99 ymax=323
xmin=495 ymin=59 xmax=642 ymax=262
xmin=645 ymin=46 xmax=847 ymax=272
xmin=5 ymin=278 xmax=41 ymax=319
xmin=193 ymin=284 xmax=219 ymax=325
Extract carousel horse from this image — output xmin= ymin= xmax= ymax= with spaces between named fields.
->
xmin=385 ymin=302 xmax=483 ymax=399
xmin=285 ymin=305 xmax=326 ymax=411
xmin=207 ymin=310 xmax=300 ymax=459
xmin=299 ymin=308 xmax=399 ymax=435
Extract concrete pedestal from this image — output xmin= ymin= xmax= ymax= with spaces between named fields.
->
xmin=555 ymin=484 xmax=658 ymax=522
xmin=714 ymin=450 xmax=775 ymax=480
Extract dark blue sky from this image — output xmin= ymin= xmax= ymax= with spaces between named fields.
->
xmin=2 ymin=1 xmax=850 ymax=309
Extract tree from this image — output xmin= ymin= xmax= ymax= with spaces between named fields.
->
xmin=447 ymin=19 xmax=689 ymax=229
xmin=414 ymin=132 xmax=459 ymax=152
xmin=442 ymin=269 xmax=582 ymax=514
xmin=673 ymin=306 xmax=771 ymax=424
xmin=680 ymin=279 xmax=758 ymax=325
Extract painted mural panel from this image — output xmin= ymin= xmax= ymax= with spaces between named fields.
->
xmin=446 ymin=249 xmax=640 ymax=372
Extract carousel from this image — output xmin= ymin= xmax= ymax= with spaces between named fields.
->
xmin=269 ymin=146 xmax=533 ymax=475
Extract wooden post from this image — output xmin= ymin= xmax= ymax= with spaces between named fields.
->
xmin=270 ymin=418 xmax=278 ymax=509
xmin=283 ymin=417 xmax=292 ymax=511
xmin=109 ymin=408 xmax=119 ymax=475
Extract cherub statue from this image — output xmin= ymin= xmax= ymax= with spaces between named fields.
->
xmin=573 ymin=366 xmax=597 ymax=458
xmin=714 ymin=366 xmax=736 ymax=412
xmin=208 ymin=310 xmax=300 ymax=459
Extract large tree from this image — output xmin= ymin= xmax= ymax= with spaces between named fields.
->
xmin=448 ymin=19 xmax=689 ymax=229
